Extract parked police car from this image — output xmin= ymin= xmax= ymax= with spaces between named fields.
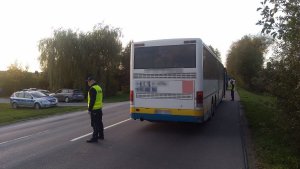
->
xmin=10 ymin=90 xmax=58 ymax=109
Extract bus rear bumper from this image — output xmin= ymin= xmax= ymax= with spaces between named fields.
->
xmin=131 ymin=113 xmax=204 ymax=123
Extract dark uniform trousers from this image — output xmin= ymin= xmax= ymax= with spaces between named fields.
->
xmin=90 ymin=109 xmax=104 ymax=139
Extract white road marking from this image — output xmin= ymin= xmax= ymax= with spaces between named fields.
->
xmin=70 ymin=118 xmax=131 ymax=142
xmin=0 ymin=130 xmax=49 ymax=145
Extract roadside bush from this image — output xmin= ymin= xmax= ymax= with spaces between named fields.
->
xmin=0 ymin=64 xmax=46 ymax=97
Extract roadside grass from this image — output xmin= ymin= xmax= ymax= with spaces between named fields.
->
xmin=103 ymin=92 xmax=129 ymax=103
xmin=238 ymin=88 xmax=299 ymax=169
xmin=0 ymin=93 xmax=129 ymax=126
xmin=0 ymin=103 xmax=86 ymax=126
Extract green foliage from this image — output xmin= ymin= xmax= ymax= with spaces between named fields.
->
xmin=257 ymin=0 xmax=300 ymax=44
xmin=226 ymin=35 xmax=271 ymax=89
xmin=39 ymin=29 xmax=85 ymax=90
xmin=103 ymin=92 xmax=129 ymax=103
xmin=257 ymin=0 xmax=300 ymax=144
xmin=38 ymin=24 xmax=123 ymax=97
xmin=0 ymin=62 xmax=41 ymax=96
xmin=0 ymin=23 xmax=129 ymax=98
xmin=238 ymin=88 xmax=300 ymax=169
xmin=117 ymin=41 xmax=131 ymax=93
xmin=208 ymin=45 xmax=221 ymax=62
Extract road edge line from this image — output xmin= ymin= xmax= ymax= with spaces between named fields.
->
xmin=70 ymin=118 xmax=131 ymax=142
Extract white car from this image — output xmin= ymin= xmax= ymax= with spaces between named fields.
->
xmin=10 ymin=90 xmax=58 ymax=109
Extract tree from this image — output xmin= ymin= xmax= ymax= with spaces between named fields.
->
xmin=257 ymin=0 xmax=300 ymax=44
xmin=257 ymin=0 xmax=300 ymax=114
xmin=117 ymin=41 xmax=132 ymax=92
xmin=257 ymin=0 xmax=300 ymax=150
xmin=226 ymin=35 xmax=271 ymax=89
xmin=38 ymin=24 xmax=123 ymax=96
xmin=84 ymin=24 xmax=122 ymax=96
xmin=208 ymin=45 xmax=221 ymax=61
xmin=0 ymin=62 xmax=39 ymax=96
xmin=39 ymin=29 xmax=81 ymax=90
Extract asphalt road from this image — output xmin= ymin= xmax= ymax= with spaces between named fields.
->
xmin=0 ymin=98 xmax=9 ymax=104
xmin=0 ymin=91 xmax=246 ymax=169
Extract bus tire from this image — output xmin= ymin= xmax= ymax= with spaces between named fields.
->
xmin=211 ymin=98 xmax=215 ymax=117
xmin=214 ymin=96 xmax=217 ymax=113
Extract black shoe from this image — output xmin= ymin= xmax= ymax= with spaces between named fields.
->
xmin=86 ymin=138 xmax=98 ymax=143
xmin=98 ymin=136 xmax=104 ymax=140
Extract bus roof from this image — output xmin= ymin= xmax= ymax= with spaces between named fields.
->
xmin=133 ymin=38 xmax=203 ymax=47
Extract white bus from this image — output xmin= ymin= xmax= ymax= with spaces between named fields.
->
xmin=130 ymin=38 xmax=225 ymax=123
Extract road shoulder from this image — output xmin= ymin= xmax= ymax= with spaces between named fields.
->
xmin=239 ymin=98 xmax=259 ymax=169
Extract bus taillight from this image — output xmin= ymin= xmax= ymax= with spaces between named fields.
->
xmin=130 ymin=90 xmax=134 ymax=104
xmin=196 ymin=91 xmax=203 ymax=107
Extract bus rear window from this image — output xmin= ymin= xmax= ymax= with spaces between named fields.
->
xmin=134 ymin=44 xmax=196 ymax=69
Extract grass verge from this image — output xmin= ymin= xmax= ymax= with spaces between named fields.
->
xmin=103 ymin=92 xmax=129 ymax=103
xmin=238 ymin=88 xmax=299 ymax=169
xmin=0 ymin=93 xmax=129 ymax=126
xmin=0 ymin=103 xmax=86 ymax=126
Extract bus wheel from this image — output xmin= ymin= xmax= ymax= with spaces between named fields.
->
xmin=214 ymin=96 xmax=217 ymax=115
xmin=211 ymin=100 xmax=215 ymax=117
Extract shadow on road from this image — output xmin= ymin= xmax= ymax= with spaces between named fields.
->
xmin=137 ymin=121 xmax=205 ymax=136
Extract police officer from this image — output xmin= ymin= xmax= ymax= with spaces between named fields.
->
xmin=86 ymin=76 xmax=104 ymax=143
xmin=230 ymin=79 xmax=235 ymax=101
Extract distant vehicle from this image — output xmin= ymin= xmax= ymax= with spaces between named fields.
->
xmin=10 ymin=90 xmax=58 ymax=109
xmin=50 ymin=89 xmax=84 ymax=103
xmin=130 ymin=38 xmax=226 ymax=123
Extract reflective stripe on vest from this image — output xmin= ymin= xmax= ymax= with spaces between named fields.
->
xmin=88 ymin=85 xmax=103 ymax=110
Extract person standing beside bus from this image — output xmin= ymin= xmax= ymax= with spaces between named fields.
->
xmin=86 ymin=76 xmax=104 ymax=143
xmin=230 ymin=79 xmax=235 ymax=101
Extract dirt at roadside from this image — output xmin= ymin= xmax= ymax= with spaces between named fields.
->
xmin=239 ymin=103 xmax=262 ymax=169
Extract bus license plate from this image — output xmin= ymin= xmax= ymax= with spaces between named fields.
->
xmin=155 ymin=110 xmax=170 ymax=115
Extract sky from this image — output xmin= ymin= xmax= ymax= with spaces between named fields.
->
xmin=0 ymin=0 xmax=263 ymax=72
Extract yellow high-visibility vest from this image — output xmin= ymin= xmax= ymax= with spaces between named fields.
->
xmin=88 ymin=85 xmax=103 ymax=110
